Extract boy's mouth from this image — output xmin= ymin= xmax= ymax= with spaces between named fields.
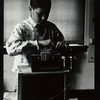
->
xmin=38 ymin=20 xmax=44 ymax=24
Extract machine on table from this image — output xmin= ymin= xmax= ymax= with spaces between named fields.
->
xmin=17 ymin=43 xmax=76 ymax=100
xmin=17 ymin=44 xmax=88 ymax=100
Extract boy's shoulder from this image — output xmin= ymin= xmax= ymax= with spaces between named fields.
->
xmin=45 ymin=21 xmax=57 ymax=27
xmin=16 ymin=19 xmax=29 ymax=26
xmin=15 ymin=20 xmax=57 ymax=29
xmin=14 ymin=19 xmax=32 ymax=29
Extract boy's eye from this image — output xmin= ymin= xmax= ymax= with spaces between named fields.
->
xmin=36 ymin=12 xmax=43 ymax=16
xmin=36 ymin=12 xmax=45 ymax=19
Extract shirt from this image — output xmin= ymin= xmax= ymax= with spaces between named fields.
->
xmin=6 ymin=16 xmax=64 ymax=73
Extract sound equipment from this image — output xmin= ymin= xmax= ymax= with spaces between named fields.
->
xmin=31 ymin=53 xmax=64 ymax=72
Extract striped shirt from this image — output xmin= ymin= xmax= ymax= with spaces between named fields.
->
xmin=6 ymin=16 xmax=64 ymax=73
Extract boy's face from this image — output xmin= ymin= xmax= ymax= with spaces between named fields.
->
xmin=30 ymin=7 xmax=48 ymax=24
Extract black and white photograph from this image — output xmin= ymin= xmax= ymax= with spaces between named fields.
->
xmin=3 ymin=0 xmax=94 ymax=100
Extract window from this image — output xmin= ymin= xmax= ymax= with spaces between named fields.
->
xmin=4 ymin=0 xmax=86 ymax=45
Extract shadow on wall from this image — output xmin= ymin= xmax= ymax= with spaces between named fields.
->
xmin=4 ymin=55 xmax=16 ymax=91
xmin=70 ymin=52 xmax=87 ymax=89
xmin=72 ymin=52 xmax=87 ymax=73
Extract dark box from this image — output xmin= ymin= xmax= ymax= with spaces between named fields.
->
xmin=18 ymin=71 xmax=70 ymax=100
xmin=31 ymin=53 xmax=64 ymax=72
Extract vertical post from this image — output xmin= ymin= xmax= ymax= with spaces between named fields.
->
xmin=69 ymin=48 xmax=73 ymax=71
xmin=18 ymin=73 xmax=22 ymax=100
xmin=64 ymin=72 xmax=67 ymax=100
xmin=84 ymin=0 xmax=90 ymax=45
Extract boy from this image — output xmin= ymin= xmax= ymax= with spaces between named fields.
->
xmin=6 ymin=0 xmax=65 ymax=73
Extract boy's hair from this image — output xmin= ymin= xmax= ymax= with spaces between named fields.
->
xmin=30 ymin=0 xmax=51 ymax=13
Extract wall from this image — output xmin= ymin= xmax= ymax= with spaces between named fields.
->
xmin=3 ymin=0 xmax=94 ymax=91
xmin=70 ymin=52 xmax=94 ymax=89
xmin=3 ymin=55 xmax=16 ymax=91
xmin=4 ymin=0 xmax=29 ymax=44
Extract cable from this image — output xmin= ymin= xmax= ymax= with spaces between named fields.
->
xmin=48 ymin=84 xmax=70 ymax=100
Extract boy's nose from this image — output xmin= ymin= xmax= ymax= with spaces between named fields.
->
xmin=41 ymin=16 xmax=45 ymax=20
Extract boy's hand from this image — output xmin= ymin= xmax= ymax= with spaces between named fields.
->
xmin=28 ymin=40 xmax=39 ymax=49
xmin=38 ymin=39 xmax=51 ymax=46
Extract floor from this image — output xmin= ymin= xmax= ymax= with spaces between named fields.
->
xmin=3 ymin=92 xmax=78 ymax=100
xmin=3 ymin=92 xmax=17 ymax=100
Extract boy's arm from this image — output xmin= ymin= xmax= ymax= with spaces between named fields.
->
xmin=6 ymin=24 xmax=38 ymax=56
xmin=53 ymin=25 xmax=65 ymax=48
xmin=37 ymin=28 xmax=65 ymax=51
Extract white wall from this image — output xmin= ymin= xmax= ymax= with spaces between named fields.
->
xmin=3 ymin=55 xmax=16 ymax=91
xmin=70 ymin=52 xmax=94 ymax=89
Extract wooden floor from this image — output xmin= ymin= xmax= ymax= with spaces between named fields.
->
xmin=3 ymin=92 xmax=78 ymax=100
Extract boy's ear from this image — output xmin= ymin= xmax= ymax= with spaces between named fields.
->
xmin=29 ymin=6 xmax=32 ymax=11
xmin=29 ymin=6 xmax=32 ymax=16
